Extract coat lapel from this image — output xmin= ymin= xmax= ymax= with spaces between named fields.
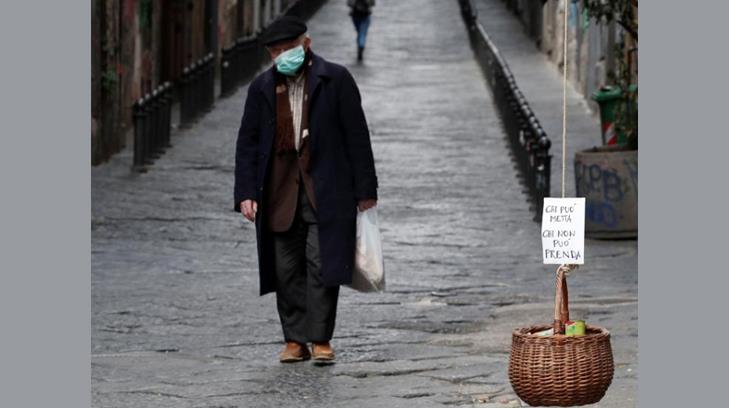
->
xmin=306 ymin=52 xmax=330 ymax=156
xmin=306 ymin=52 xmax=329 ymax=107
xmin=260 ymin=67 xmax=276 ymax=112
xmin=258 ymin=68 xmax=276 ymax=156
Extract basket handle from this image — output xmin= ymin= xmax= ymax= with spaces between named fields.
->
xmin=553 ymin=266 xmax=571 ymax=334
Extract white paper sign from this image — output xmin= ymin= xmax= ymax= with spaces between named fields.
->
xmin=541 ymin=197 xmax=585 ymax=264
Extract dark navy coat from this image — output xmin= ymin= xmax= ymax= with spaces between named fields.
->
xmin=234 ymin=52 xmax=378 ymax=295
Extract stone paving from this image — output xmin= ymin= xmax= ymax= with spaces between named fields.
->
xmin=91 ymin=0 xmax=637 ymax=407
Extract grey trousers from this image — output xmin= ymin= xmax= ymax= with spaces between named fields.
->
xmin=272 ymin=187 xmax=339 ymax=344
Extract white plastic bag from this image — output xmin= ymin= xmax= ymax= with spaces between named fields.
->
xmin=349 ymin=207 xmax=385 ymax=292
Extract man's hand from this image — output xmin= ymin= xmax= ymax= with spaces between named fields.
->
xmin=241 ymin=199 xmax=258 ymax=222
xmin=358 ymin=199 xmax=377 ymax=212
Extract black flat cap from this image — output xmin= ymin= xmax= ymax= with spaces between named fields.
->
xmin=260 ymin=16 xmax=307 ymax=46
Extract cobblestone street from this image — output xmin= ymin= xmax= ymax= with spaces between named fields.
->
xmin=92 ymin=0 xmax=637 ymax=407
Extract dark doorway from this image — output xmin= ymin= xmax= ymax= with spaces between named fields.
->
xmin=204 ymin=0 xmax=218 ymax=55
xmin=160 ymin=0 xmax=188 ymax=83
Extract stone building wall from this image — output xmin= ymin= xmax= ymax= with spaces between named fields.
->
xmin=92 ymin=0 xmax=269 ymax=165
xmin=508 ymin=0 xmax=636 ymax=115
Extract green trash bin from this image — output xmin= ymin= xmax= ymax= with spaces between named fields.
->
xmin=592 ymin=85 xmax=638 ymax=146
xmin=592 ymin=86 xmax=623 ymax=145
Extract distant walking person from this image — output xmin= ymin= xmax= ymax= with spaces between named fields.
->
xmin=348 ymin=0 xmax=375 ymax=61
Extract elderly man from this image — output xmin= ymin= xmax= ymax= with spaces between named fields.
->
xmin=234 ymin=16 xmax=378 ymax=363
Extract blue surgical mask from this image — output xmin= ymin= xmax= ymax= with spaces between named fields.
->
xmin=274 ymin=45 xmax=305 ymax=76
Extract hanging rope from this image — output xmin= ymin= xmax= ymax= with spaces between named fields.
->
xmin=553 ymin=0 xmax=578 ymax=334
xmin=557 ymin=263 xmax=578 ymax=277
xmin=559 ymin=1 xmax=576 ymax=277
xmin=561 ymin=0 xmax=568 ymax=199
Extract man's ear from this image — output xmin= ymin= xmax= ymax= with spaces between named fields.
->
xmin=304 ymin=36 xmax=312 ymax=52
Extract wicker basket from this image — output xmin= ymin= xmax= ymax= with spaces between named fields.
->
xmin=508 ymin=267 xmax=614 ymax=406
xmin=509 ymin=324 xmax=614 ymax=406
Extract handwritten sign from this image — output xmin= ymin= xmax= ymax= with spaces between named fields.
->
xmin=541 ymin=198 xmax=585 ymax=264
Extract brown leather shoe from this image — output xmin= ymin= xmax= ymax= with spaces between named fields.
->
xmin=311 ymin=342 xmax=335 ymax=362
xmin=279 ymin=342 xmax=310 ymax=363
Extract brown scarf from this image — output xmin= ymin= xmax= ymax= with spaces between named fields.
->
xmin=274 ymin=53 xmax=311 ymax=154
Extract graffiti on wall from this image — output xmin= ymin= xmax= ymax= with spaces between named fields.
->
xmin=575 ymin=156 xmax=638 ymax=230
